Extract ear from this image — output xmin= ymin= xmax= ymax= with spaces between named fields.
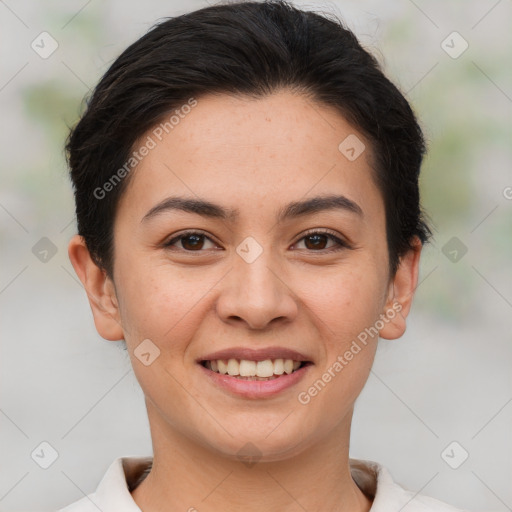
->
xmin=379 ymin=237 xmax=422 ymax=340
xmin=67 ymin=234 xmax=124 ymax=341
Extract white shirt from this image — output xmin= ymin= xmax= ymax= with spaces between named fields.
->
xmin=58 ymin=456 xmax=468 ymax=511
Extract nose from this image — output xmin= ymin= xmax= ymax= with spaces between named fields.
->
xmin=215 ymin=249 xmax=298 ymax=330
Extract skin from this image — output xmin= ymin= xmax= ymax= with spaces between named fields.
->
xmin=68 ymin=90 xmax=421 ymax=512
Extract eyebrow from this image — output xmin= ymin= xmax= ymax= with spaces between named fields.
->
xmin=140 ymin=194 xmax=363 ymax=224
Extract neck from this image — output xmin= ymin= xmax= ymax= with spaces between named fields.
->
xmin=131 ymin=401 xmax=373 ymax=512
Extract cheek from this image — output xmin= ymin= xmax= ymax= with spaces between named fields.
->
xmin=295 ymin=261 xmax=386 ymax=344
xmin=293 ymin=267 xmax=383 ymax=427
xmin=116 ymin=260 xmax=218 ymax=354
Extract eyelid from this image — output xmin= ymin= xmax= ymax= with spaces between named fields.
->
xmin=294 ymin=228 xmax=352 ymax=250
xmin=297 ymin=227 xmax=346 ymax=242
xmin=163 ymin=229 xmax=222 ymax=250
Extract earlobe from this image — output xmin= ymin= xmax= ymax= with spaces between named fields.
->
xmin=379 ymin=237 xmax=422 ymax=340
xmin=67 ymin=234 xmax=125 ymax=341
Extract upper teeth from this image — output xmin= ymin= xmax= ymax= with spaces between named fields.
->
xmin=208 ymin=358 xmax=301 ymax=377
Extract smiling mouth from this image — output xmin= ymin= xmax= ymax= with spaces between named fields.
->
xmin=200 ymin=358 xmax=312 ymax=380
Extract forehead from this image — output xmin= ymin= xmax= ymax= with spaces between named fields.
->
xmin=117 ymin=90 xmax=383 ymax=225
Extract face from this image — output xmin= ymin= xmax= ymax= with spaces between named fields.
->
xmin=70 ymin=90 xmax=420 ymax=462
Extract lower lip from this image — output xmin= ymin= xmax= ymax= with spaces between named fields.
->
xmin=198 ymin=363 xmax=312 ymax=399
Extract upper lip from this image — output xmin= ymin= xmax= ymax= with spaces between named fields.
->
xmin=198 ymin=347 xmax=312 ymax=363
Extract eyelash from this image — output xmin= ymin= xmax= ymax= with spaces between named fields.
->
xmin=163 ymin=228 xmax=351 ymax=253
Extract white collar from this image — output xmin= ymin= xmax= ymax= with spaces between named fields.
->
xmin=58 ymin=456 xmax=467 ymax=511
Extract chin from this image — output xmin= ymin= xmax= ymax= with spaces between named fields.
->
xmin=200 ymin=424 xmax=312 ymax=464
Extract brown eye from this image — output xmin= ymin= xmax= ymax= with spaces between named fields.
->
xmin=164 ymin=231 xmax=218 ymax=251
xmin=294 ymin=230 xmax=350 ymax=252
xmin=180 ymin=234 xmax=206 ymax=250
xmin=303 ymin=233 xmax=329 ymax=250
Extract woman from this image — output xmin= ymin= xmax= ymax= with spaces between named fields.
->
xmin=61 ymin=1 xmax=466 ymax=510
